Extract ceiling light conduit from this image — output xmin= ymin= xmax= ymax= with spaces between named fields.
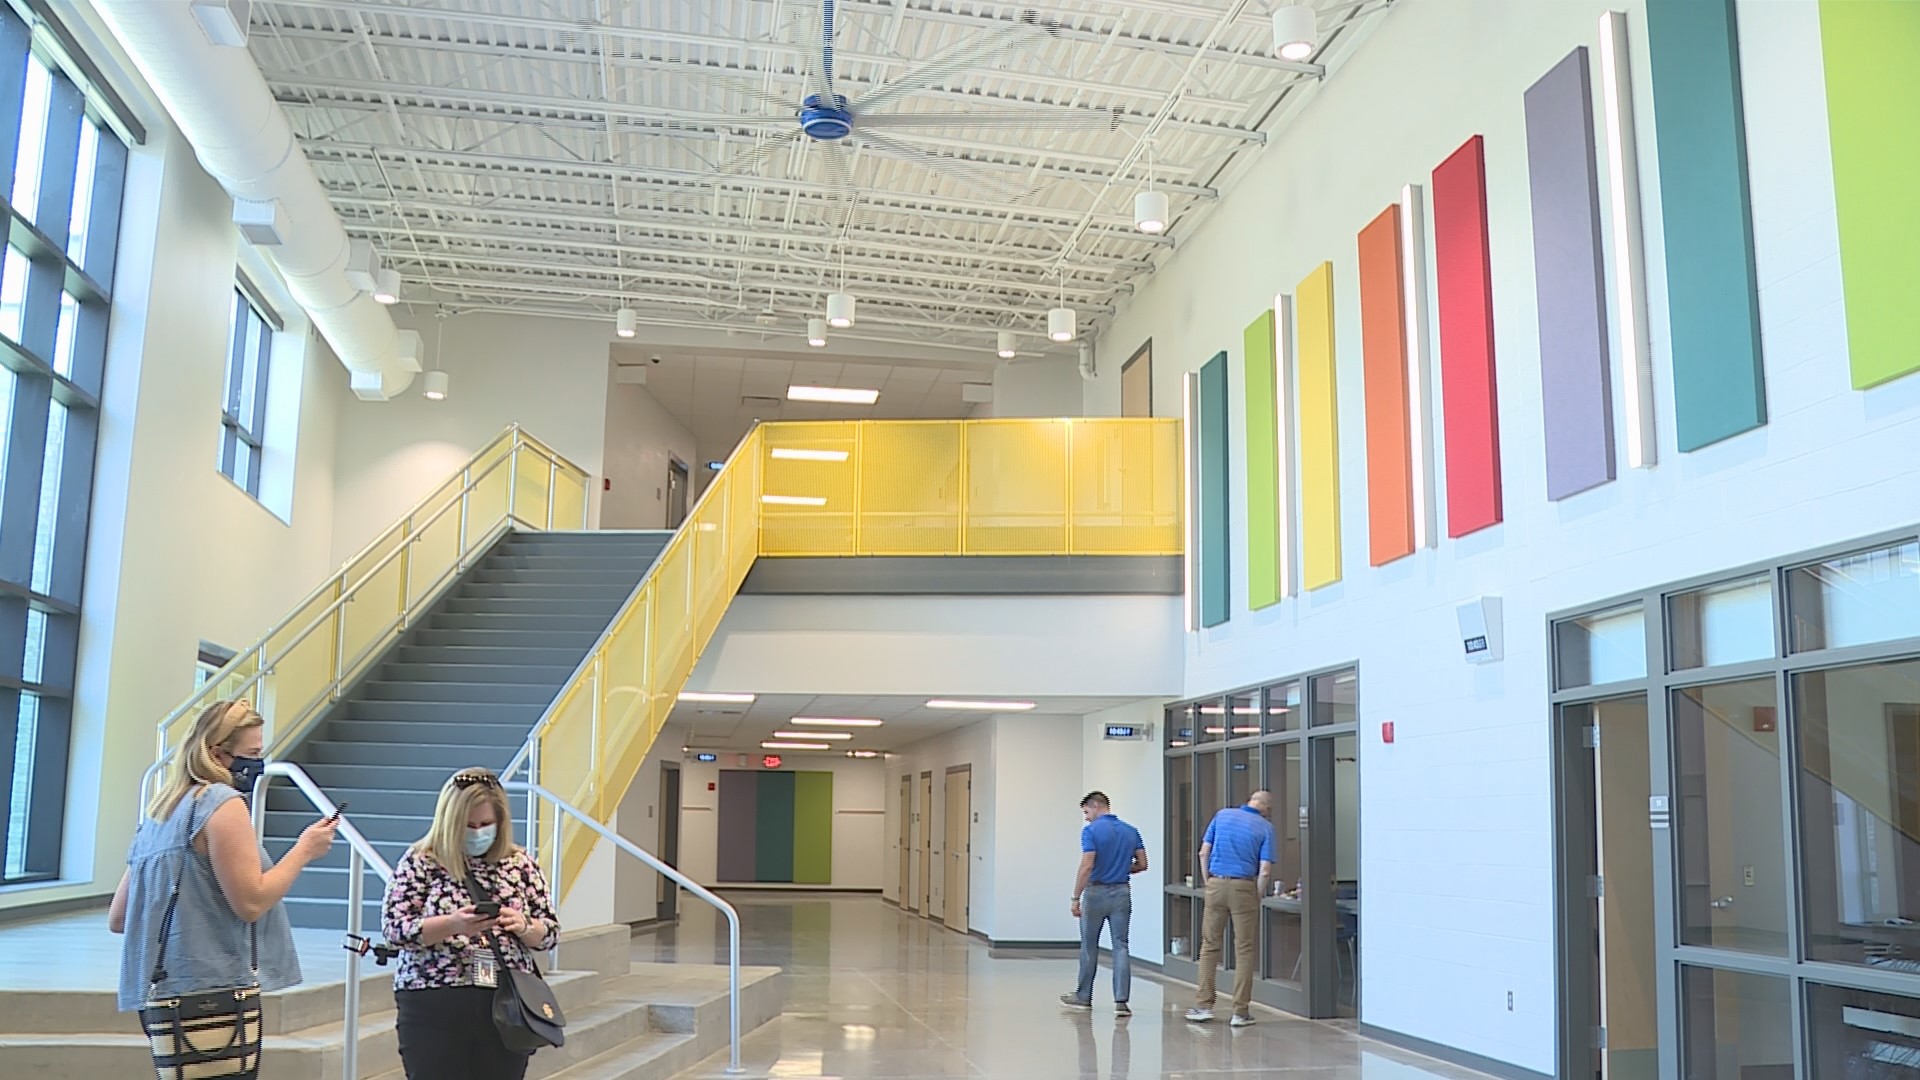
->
xmin=94 ymin=1 xmax=414 ymax=399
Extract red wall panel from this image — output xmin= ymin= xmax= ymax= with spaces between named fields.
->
xmin=1431 ymin=136 xmax=1505 ymax=537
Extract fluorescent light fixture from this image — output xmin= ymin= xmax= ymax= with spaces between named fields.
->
xmin=826 ymin=291 xmax=855 ymax=328
xmin=789 ymin=717 xmax=885 ymax=728
xmin=1204 ymin=727 xmax=1227 ymax=735
xmin=190 ymin=0 xmax=250 ymax=47
xmin=1047 ymin=306 xmax=1076 ymax=342
xmin=1232 ymin=726 xmax=1262 ymax=735
xmin=1134 ymin=189 xmax=1169 ymax=234
xmin=1274 ymin=294 xmax=1296 ymax=599
xmin=615 ymin=307 xmax=638 ymax=338
xmin=423 ymin=370 xmax=449 ymax=401
xmin=774 ymin=731 xmax=852 ymax=741
xmin=1272 ymin=4 xmax=1317 ymax=61
xmin=1401 ymin=184 xmax=1436 ymax=550
xmin=927 ymin=699 xmax=1036 ymax=712
xmin=787 ymin=385 xmax=879 ymax=405
xmin=762 ymin=740 xmax=832 ymax=751
xmin=678 ymin=691 xmax=756 ymax=704
xmin=997 ymin=330 xmax=1018 ymax=359
xmin=847 ymin=750 xmax=881 ymax=759
xmin=1169 ymin=740 xmax=1191 ymax=748
xmin=807 ymin=318 xmax=828 ymax=347
xmin=761 ymin=494 xmax=828 ymax=507
xmin=372 ymin=267 xmax=400 ymax=304
xmin=1600 ymin=10 xmax=1656 ymax=469
xmin=770 ymin=448 xmax=849 ymax=462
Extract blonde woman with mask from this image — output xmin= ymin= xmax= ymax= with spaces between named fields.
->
xmin=110 ymin=699 xmax=336 ymax=1078
xmin=383 ymin=767 xmax=560 ymax=1080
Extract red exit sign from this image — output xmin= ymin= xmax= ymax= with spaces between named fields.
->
xmin=761 ymin=755 xmax=783 ymax=769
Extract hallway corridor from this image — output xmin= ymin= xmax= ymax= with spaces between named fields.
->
xmin=646 ymin=895 xmax=1495 ymax=1079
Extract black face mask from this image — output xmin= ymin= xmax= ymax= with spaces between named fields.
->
xmin=228 ymin=756 xmax=266 ymax=794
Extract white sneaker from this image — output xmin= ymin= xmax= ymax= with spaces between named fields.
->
xmin=1184 ymin=1007 xmax=1214 ymax=1023
xmin=1230 ymin=1013 xmax=1255 ymax=1027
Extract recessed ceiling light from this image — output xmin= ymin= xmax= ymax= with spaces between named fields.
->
xmin=789 ymin=717 xmax=885 ymax=728
xmin=762 ymin=740 xmax=832 ymax=751
xmin=770 ymin=448 xmax=850 ymax=462
xmin=787 ymin=385 xmax=879 ymax=405
xmin=927 ymin=699 xmax=1037 ymax=712
xmin=774 ymin=730 xmax=852 ymax=741
xmin=679 ymin=692 xmax=756 ymax=704
xmin=761 ymin=494 xmax=828 ymax=507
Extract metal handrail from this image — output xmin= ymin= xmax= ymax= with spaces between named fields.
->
xmin=248 ymin=762 xmax=394 ymax=1080
xmin=141 ymin=427 xmax=587 ymax=815
xmin=506 ymin=779 xmax=746 ymax=1075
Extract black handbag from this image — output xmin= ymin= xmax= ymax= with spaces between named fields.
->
xmin=463 ymin=874 xmax=565 ymax=1054
xmin=139 ymin=791 xmax=263 ymax=1080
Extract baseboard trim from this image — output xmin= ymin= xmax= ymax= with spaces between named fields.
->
xmin=986 ymin=938 xmax=1080 ymax=951
xmin=1357 ymin=1023 xmax=1552 ymax=1080
xmin=1098 ymin=947 xmax=1164 ymax=973
xmin=0 ymin=892 xmax=107 ymax=926
xmin=711 ymin=885 xmax=884 ymax=894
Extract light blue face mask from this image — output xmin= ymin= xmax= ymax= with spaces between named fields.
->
xmin=464 ymin=825 xmax=497 ymax=857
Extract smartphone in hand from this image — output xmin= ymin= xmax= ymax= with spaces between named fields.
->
xmin=326 ymin=802 xmax=350 ymax=824
xmin=473 ymin=901 xmax=501 ymax=918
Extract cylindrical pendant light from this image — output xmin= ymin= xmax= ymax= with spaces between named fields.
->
xmin=997 ymin=330 xmax=1017 ymax=359
xmin=1048 ymin=306 xmax=1076 ymax=343
xmin=423 ymin=370 xmax=450 ymax=401
xmin=372 ymin=267 xmax=400 ymax=304
xmin=1272 ymin=4 xmax=1317 ymax=61
xmin=826 ymin=291 xmax=856 ymax=328
xmin=1134 ymin=189 xmax=1169 ymax=234
xmin=615 ymin=307 xmax=637 ymax=338
xmin=807 ymin=318 xmax=828 ymax=348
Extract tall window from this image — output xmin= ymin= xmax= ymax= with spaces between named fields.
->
xmin=219 ymin=284 xmax=275 ymax=498
xmin=0 ymin=8 xmax=130 ymax=883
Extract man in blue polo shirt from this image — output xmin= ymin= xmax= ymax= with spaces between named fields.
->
xmin=1186 ymin=789 xmax=1275 ymax=1027
xmin=1060 ymin=791 xmax=1147 ymax=1015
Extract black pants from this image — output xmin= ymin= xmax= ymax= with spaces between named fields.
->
xmin=395 ymin=987 xmax=530 ymax=1080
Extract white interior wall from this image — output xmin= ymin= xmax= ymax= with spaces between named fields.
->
xmin=1075 ymin=0 xmax=1920 ymax=1071
xmin=599 ymin=366 xmax=698 ymax=530
xmin=672 ymin=753 xmax=887 ymax=890
xmin=1081 ymin=701 xmax=1170 ymax=963
xmin=22 ymin=47 xmax=343 ymax=909
xmin=885 ymin=720 xmax=994 ymax=934
xmin=989 ymin=713 xmax=1086 ymax=945
xmin=983 ymin=356 xmax=1087 ymax=419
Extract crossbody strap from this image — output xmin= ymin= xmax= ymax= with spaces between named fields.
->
xmin=149 ymin=790 xmax=259 ymax=992
xmin=462 ymin=865 xmax=539 ymax=977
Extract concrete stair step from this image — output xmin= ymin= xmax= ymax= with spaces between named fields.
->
xmin=441 ymin=597 xmax=625 ymax=617
xmin=357 ymin=680 xmax=560 ymax=706
xmin=324 ymin=699 xmax=543 ymax=726
xmin=318 ymin=719 xmax=531 ymax=747
xmin=270 ymin=836 xmax=414 ymax=872
xmin=288 ymin=761 xmax=501 ymax=793
xmin=265 ymin=810 xmax=433 ymax=845
xmin=427 ymin=612 xmax=615 ymax=633
xmin=392 ymin=644 xmax=586 ymax=667
xmin=0 ymin=970 xmax=396 ymax=1037
xmin=542 ymin=1031 xmax=700 ymax=1080
xmin=468 ymin=569 xmax=649 ymax=587
xmin=461 ymin=584 xmax=626 ymax=602
xmin=301 ymin=740 xmax=518 ymax=770
xmin=412 ymin=629 xmax=603 ymax=651
xmin=379 ymin=661 xmax=579 ymax=685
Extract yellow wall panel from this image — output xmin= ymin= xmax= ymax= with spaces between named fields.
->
xmin=1296 ymin=263 xmax=1343 ymax=589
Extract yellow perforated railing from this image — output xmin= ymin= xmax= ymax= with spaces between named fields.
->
xmin=530 ymin=418 xmax=1181 ymax=893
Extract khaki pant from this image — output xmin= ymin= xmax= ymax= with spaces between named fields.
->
xmin=1195 ymin=877 xmax=1259 ymax=1015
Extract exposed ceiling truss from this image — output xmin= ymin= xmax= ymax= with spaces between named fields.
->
xmin=247 ymin=0 xmax=1396 ymax=355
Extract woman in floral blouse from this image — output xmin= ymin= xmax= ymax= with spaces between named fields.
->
xmin=382 ymin=767 xmax=560 ymax=1080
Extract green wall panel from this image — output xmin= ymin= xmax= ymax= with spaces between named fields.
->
xmin=1243 ymin=311 xmax=1281 ymax=610
xmin=1644 ymin=0 xmax=1767 ymax=450
xmin=792 ymin=771 xmax=834 ymax=884
xmin=1819 ymin=0 xmax=1920 ymax=389
xmin=1198 ymin=352 xmax=1231 ymax=628
xmin=754 ymin=770 xmax=795 ymax=883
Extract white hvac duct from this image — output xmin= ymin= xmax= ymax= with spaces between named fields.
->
xmin=92 ymin=2 xmax=414 ymax=400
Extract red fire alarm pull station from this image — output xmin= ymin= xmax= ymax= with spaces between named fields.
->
xmin=1381 ymin=721 xmax=1395 ymax=744
xmin=707 ymin=782 xmax=716 ymax=792
xmin=603 ymin=478 xmax=612 ymax=491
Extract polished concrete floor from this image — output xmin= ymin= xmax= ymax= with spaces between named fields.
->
xmin=644 ymin=894 xmax=1495 ymax=1080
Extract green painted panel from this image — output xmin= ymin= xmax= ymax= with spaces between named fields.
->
xmin=1819 ymin=0 xmax=1920 ymax=388
xmin=1243 ymin=311 xmax=1281 ymax=610
xmin=1644 ymin=0 xmax=1767 ymax=450
xmin=791 ymin=772 xmax=834 ymax=884
xmin=754 ymin=771 xmax=795 ymax=883
xmin=1198 ymin=352 xmax=1231 ymax=628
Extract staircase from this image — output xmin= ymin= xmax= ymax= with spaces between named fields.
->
xmin=266 ymin=530 xmax=671 ymax=930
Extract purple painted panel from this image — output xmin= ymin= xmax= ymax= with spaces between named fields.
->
xmin=716 ymin=770 xmax=759 ymax=882
xmin=1525 ymin=47 xmax=1616 ymax=500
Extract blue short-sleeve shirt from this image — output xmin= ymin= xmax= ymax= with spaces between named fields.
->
xmin=1081 ymin=814 xmax=1144 ymax=885
xmin=1201 ymin=805 xmax=1275 ymax=879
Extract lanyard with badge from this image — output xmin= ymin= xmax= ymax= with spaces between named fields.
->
xmin=462 ymin=870 xmax=506 ymax=988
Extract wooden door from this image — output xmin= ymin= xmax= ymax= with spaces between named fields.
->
xmin=944 ymin=768 xmax=971 ymax=931
xmin=897 ymin=775 xmax=912 ymax=905
xmin=919 ymin=772 xmax=934 ymax=916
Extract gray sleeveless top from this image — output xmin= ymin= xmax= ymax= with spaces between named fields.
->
xmin=117 ymin=784 xmax=302 ymax=1011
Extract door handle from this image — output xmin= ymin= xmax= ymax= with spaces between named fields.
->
xmin=1710 ymin=896 xmax=1734 ymax=910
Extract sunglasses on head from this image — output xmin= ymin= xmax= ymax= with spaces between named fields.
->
xmin=453 ymin=770 xmax=501 ymax=790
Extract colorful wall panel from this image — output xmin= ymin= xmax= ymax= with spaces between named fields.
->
xmin=717 ymin=769 xmax=833 ymax=884
xmin=1296 ymin=264 xmax=1342 ymax=590
xmin=1644 ymin=0 xmax=1766 ymax=450
xmin=1197 ymin=352 xmax=1230 ymax=627
xmin=1818 ymin=0 xmax=1920 ymax=389
xmin=1524 ymin=48 xmax=1616 ymax=500
xmin=1243 ymin=311 xmax=1282 ymax=608
xmin=1357 ymin=206 xmax=1414 ymax=565
xmin=1431 ymin=137 xmax=1504 ymax=536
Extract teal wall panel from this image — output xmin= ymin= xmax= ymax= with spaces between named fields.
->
xmin=1198 ymin=352 xmax=1231 ymax=628
xmin=754 ymin=770 xmax=796 ymax=883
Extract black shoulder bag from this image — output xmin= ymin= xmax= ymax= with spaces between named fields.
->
xmin=139 ymin=791 xmax=263 ymax=1080
xmin=463 ymin=872 xmax=566 ymax=1054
